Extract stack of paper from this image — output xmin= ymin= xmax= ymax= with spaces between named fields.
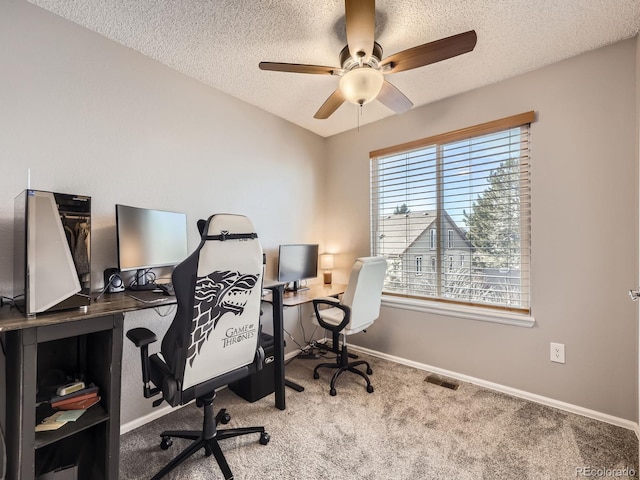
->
xmin=35 ymin=410 xmax=86 ymax=432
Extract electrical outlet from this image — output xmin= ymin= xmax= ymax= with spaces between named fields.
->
xmin=550 ymin=342 xmax=565 ymax=364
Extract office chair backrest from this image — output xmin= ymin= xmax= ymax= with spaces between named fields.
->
xmin=341 ymin=256 xmax=387 ymax=331
xmin=161 ymin=214 xmax=263 ymax=392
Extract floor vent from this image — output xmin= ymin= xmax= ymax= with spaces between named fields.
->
xmin=425 ymin=375 xmax=459 ymax=390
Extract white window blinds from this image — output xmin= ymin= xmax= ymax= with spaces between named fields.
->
xmin=370 ymin=112 xmax=534 ymax=313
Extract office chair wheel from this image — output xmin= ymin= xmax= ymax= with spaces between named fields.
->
xmin=259 ymin=432 xmax=271 ymax=445
xmin=160 ymin=436 xmax=173 ymax=450
xmin=313 ymin=372 xmax=320 ymax=379
xmin=367 ymin=385 xmax=374 ymax=393
xmin=366 ymin=367 xmax=373 ymax=375
xmin=220 ymin=412 xmax=231 ymax=424
xmin=329 ymin=388 xmax=337 ymax=396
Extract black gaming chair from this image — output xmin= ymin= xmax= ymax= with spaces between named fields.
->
xmin=127 ymin=213 xmax=270 ymax=480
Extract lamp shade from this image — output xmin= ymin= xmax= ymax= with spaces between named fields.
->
xmin=339 ymin=68 xmax=384 ymax=105
xmin=320 ymin=253 xmax=334 ymax=270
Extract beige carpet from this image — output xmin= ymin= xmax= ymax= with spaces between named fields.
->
xmin=120 ymin=353 xmax=638 ymax=479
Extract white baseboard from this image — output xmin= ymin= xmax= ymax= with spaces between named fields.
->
xmin=121 ymin=404 xmax=177 ymax=435
xmin=350 ymin=344 xmax=639 ymax=432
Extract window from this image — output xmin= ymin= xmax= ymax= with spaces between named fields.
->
xmin=416 ymin=256 xmax=423 ymax=275
xmin=370 ymin=112 xmax=533 ymax=313
xmin=429 ymin=228 xmax=436 ymax=250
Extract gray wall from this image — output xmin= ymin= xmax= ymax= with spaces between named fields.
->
xmin=326 ymin=38 xmax=639 ymax=421
xmin=0 ymin=0 xmax=328 ymax=426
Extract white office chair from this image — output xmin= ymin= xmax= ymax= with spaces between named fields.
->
xmin=311 ymin=256 xmax=387 ymax=396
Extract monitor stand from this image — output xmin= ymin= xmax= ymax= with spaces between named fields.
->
xmin=128 ymin=284 xmax=158 ymax=291
xmin=128 ymin=269 xmax=158 ymax=291
xmin=284 ymin=280 xmax=309 ymax=292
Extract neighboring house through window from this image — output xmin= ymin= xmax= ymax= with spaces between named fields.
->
xmin=370 ymin=112 xmax=534 ymax=312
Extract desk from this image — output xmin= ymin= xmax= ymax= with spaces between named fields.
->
xmin=263 ymin=282 xmax=347 ymax=308
xmin=262 ymin=283 xmax=346 ymax=392
xmin=0 ymin=283 xmax=285 ymax=480
xmin=280 ymin=283 xmax=347 ymax=307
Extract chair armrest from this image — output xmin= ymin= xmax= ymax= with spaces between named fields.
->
xmin=126 ymin=327 xmax=157 ymax=347
xmin=254 ymin=346 xmax=265 ymax=372
xmin=312 ymin=296 xmax=340 ymax=307
xmin=312 ymin=298 xmax=351 ymax=333
xmin=126 ymin=328 xmax=160 ymax=399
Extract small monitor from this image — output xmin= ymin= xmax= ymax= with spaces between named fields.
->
xmin=115 ymin=204 xmax=188 ymax=289
xmin=277 ymin=244 xmax=319 ymax=291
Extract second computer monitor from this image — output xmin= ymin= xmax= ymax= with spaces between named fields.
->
xmin=277 ymin=244 xmax=318 ymax=291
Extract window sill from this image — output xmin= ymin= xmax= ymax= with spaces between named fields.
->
xmin=380 ymin=295 xmax=535 ymax=328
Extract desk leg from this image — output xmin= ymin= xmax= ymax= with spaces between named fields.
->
xmin=268 ymin=284 xmax=286 ymax=410
xmin=6 ymin=329 xmax=37 ymax=480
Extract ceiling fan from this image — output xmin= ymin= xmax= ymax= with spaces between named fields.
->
xmin=259 ymin=0 xmax=477 ymax=119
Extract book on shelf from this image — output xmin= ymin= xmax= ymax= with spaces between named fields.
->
xmin=51 ymin=391 xmax=98 ymax=409
xmin=56 ymin=395 xmax=101 ymax=410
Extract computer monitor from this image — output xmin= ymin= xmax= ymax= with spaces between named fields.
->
xmin=115 ymin=204 xmax=188 ymax=289
xmin=277 ymin=244 xmax=319 ymax=291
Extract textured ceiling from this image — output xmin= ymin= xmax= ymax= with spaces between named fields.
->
xmin=28 ymin=0 xmax=640 ymax=138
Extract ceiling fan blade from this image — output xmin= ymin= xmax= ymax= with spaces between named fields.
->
xmin=345 ymin=0 xmax=375 ymax=61
xmin=314 ymin=89 xmax=346 ymax=119
xmin=381 ymin=30 xmax=477 ymax=74
xmin=259 ymin=62 xmax=338 ymax=75
xmin=377 ymin=80 xmax=413 ymax=114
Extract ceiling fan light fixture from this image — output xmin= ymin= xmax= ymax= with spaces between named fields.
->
xmin=339 ymin=67 xmax=384 ymax=106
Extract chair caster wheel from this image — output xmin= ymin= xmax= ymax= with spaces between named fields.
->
xmin=221 ymin=412 xmax=231 ymax=424
xmin=330 ymin=388 xmax=337 ymax=396
xmin=366 ymin=385 xmax=374 ymax=393
xmin=160 ymin=436 xmax=173 ymax=450
xmin=313 ymin=372 xmax=320 ymax=379
xmin=259 ymin=432 xmax=270 ymax=445
xmin=366 ymin=368 xmax=373 ymax=375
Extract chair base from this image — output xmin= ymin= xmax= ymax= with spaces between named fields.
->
xmin=151 ymin=401 xmax=269 ymax=480
xmin=313 ymin=345 xmax=374 ymax=396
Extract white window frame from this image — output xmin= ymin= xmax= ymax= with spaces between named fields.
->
xmin=429 ymin=228 xmax=436 ymax=250
xmin=415 ymin=256 xmax=423 ymax=276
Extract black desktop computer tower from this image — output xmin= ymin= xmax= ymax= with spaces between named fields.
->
xmin=14 ymin=190 xmax=91 ymax=315
xmin=229 ymin=333 xmax=276 ymax=402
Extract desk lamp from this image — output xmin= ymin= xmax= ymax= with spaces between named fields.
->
xmin=320 ymin=254 xmax=335 ymax=284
